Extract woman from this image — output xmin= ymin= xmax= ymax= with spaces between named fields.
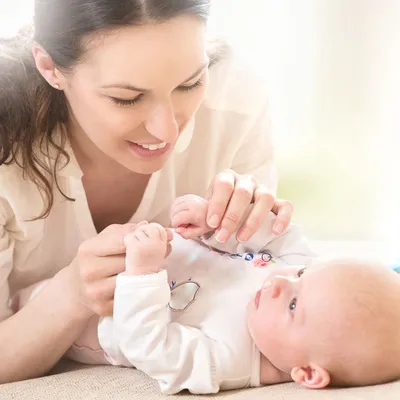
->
xmin=0 ymin=0 xmax=293 ymax=383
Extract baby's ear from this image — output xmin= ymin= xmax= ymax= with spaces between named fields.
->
xmin=291 ymin=363 xmax=330 ymax=389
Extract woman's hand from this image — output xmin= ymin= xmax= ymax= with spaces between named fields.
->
xmin=66 ymin=222 xmax=174 ymax=318
xmin=69 ymin=223 xmax=137 ymax=317
xmin=206 ymin=170 xmax=293 ymax=243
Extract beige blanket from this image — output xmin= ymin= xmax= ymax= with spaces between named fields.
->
xmin=2 ymin=241 xmax=398 ymax=399
xmin=1 ymin=359 xmax=399 ymax=400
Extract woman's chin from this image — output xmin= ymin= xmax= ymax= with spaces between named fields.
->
xmin=120 ymin=152 xmax=171 ymax=175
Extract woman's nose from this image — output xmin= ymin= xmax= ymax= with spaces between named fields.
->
xmin=144 ymin=101 xmax=179 ymax=143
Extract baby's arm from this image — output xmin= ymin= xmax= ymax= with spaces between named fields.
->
xmin=171 ymin=195 xmax=316 ymax=264
xmin=98 ymin=223 xmax=220 ymax=395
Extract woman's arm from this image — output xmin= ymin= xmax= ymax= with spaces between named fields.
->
xmin=0 ymin=222 xmax=137 ymax=384
xmin=0 ymin=266 xmax=91 ymax=384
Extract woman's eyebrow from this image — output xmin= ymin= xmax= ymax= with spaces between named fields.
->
xmin=100 ymin=61 xmax=210 ymax=93
xmin=182 ymin=61 xmax=209 ymax=83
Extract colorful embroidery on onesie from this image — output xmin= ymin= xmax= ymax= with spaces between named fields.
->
xmin=229 ymin=252 xmax=276 ymax=268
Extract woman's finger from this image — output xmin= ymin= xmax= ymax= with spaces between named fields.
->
xmin=80 ymin=255 xmax=126 ymax=282
xmin=80 ymin=223 xmax=136 ymax=257
xmin=206 ymin=171 xmax=236 ymax=229
xmin=236 ymin=185 xmax=275 ymax=242
xmin=93 ymin=300 xmax=114 ymax=317
xmin=85 ymin=276 xmax=117 ymax=301
xmin=215 ymin=176 xmax=255 ymax=243
xmin=271 ymin=199 xmax=293 ymax=234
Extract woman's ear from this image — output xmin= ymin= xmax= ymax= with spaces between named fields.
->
xmin=291 ymin=363 xmax=330 ymax=389
xmin=32 ymin=42 xmax=63 ymax=89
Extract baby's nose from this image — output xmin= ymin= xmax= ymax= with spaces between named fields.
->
xmin=268 ymin=275 xmax=291 ymax=299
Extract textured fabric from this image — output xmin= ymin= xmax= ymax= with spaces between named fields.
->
xmin=1 ymin=359 xmax=400 ymax=400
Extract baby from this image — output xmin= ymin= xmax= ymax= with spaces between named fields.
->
xmin=13 ymin=195 xmax=400 ymax=394
xmin=96 ymin=194 xmax=400 ymax=393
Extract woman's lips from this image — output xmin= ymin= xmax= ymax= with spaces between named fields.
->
xmin=127 ymin=141 xmax=172 ymax=158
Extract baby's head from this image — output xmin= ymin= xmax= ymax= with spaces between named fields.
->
xmin=247 ymin=259 xmax=400 ymax=388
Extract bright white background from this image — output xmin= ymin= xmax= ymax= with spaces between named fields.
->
xmin=1 ymin=1 xmax=399 ymax=251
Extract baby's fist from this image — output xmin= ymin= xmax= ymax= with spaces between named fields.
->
xmin=170 ymin=195 xmax=212 ymax=239
xmin=124 ymin=223 xmax=168 ymax=275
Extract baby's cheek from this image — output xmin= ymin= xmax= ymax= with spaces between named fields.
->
xmin=252 ymin=322 xmax=272 ymax=354
xmin=248 ymin=309 xmax=268 ymax=342
xmin=257 ymin=310 xmax=279 ymax=341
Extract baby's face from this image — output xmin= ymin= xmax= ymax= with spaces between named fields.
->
xmin=247 ymin=259 xmax=400 ymax=387
xmin=247 ymin=262 xmax=363 ymax=373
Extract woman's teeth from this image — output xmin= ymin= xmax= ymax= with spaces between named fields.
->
xmin=136 ymin=142 xmax=167 ymax=150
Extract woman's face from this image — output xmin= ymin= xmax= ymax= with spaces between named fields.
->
xmin=60 ymin=15 xmax=209 ymax=174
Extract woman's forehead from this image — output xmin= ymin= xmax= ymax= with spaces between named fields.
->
xmin=77 ymin=16 xmax=208 ymax=88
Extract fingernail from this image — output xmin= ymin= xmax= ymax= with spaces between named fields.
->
xmin=237 ymin=228 xmax=251 ymax=243
xmin=216 ymin=228 xmax=230 ymax=243
xmin=273 ymin=223 xmax=283 ymax=235
xmin=208 ymin=215 xmax=220 ymax=228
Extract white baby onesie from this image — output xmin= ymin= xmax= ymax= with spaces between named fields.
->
xmin=98 ymin=213 xmax=316 ymax=395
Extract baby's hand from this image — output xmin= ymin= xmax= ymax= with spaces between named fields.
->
xmin=170 ymin=195 xmax=212 ymax=239
xmin=124 ymin=222 xmax=169 ymax=275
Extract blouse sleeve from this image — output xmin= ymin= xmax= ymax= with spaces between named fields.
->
xmin=0 ymin=197 xmax=15 ymax=322
xmin=231 ymin=95 xmax=277 ymax=195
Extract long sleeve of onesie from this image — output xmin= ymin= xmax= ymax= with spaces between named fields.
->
xmin=98 ymin=270 xmax=221 ymax=395
xmin=202 ymin=209 xmax=317 ymax=264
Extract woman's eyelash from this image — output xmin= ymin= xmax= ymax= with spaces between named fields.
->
xmin=111 ymin=94 xmax=143 ymax=107
xmin=111 ymin=79 xmax=202 ymax=107
xmin=178 ymin=79 xmax=203 ymax=92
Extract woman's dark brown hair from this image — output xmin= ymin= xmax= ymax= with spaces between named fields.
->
xmin=0 ymin=0 xmax=213 ymax=218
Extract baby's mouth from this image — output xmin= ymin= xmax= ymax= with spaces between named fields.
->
xmin=254 ymin=289 xmax=262 ymax=308
xmin=255 ymin=280 xmax=273 ymax=308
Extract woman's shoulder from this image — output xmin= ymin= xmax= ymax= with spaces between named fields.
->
xmin=0 ymin=162 xmax=46 ymax=221
xmin=204 ymin=41 xmax=269 ymax=116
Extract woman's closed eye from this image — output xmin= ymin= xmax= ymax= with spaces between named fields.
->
xmin=111 ymin=94 xmax=143 ymax=107
xmin=111 ymin=77 xmax=204 ymax=108
xmin=177 ymin=78 xmax=203 ymax=92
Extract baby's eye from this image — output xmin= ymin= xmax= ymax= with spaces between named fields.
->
xmin=289 ymin=298 xmax=297 ymax=312
xmin=297 ymin=268 xmax=307 ymax=277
